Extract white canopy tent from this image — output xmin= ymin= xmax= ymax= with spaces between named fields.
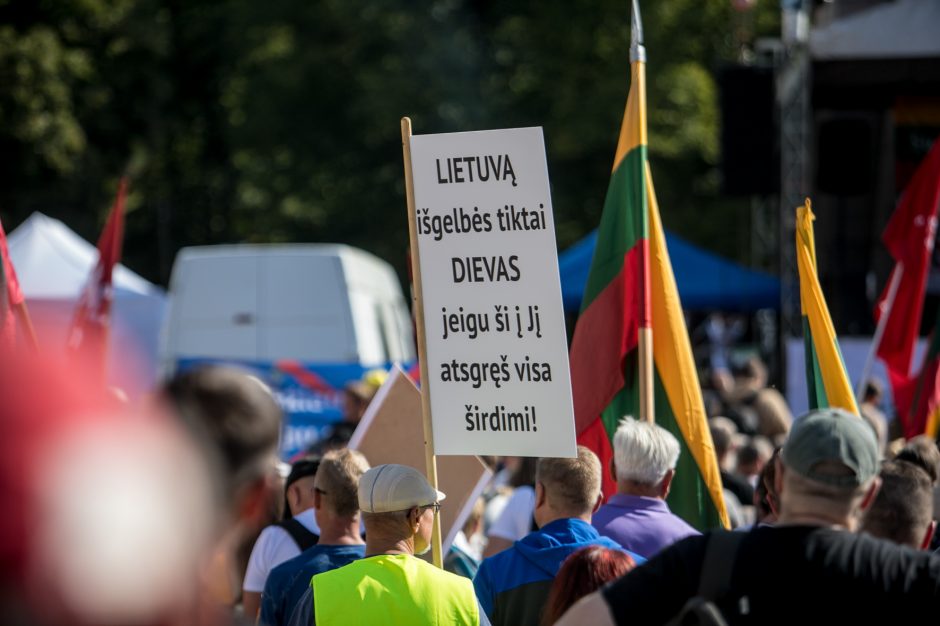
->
xmin=811 ymin=0 xmax=940 ymax=61
xmin=7 ymin=212 xmax=166 ymax=397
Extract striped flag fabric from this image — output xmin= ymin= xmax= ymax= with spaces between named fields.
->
xmin=796 ymin=200 xmax=859 ymax=414
xmin=568 ymin=4 xmax=728 ymax=530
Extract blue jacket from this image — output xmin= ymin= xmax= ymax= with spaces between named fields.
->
xmin=473 ymin=518 xmax=644 ymax=626
xmin=259 ymin=544 xmax=365 ymax=626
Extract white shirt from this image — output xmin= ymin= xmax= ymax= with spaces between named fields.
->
xmin=452 ymin=529 xmax=484 ymax=562
xmin=486 ymin=485 xmax=535 ymax=541
xmin=242 ymin=509 xmax=321 ymax=593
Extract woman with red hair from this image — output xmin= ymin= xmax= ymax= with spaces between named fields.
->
xmin=542 ymin=545 xmax=636 ymax=625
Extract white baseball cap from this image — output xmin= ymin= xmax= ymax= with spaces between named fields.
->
xmin=358 ymin=464 xmax=446 ymax=513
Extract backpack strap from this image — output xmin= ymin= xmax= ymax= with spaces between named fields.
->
xmin=697 ymin=530 xmax=745 ymax=600
xmin=667 ymin=531 xmax=746 ymax=626
xmin=276 ymin=518 xmax=320 ymax=551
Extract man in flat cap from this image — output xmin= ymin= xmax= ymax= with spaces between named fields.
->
xmin=557 ymin=408 xmax=940 ymax=626
xmin=288 ymin=464 xmax=489 ymax=625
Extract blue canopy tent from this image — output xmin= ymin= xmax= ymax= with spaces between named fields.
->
xmin=559 ymin=229 xmax=780 ymax=313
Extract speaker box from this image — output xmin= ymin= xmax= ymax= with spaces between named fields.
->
xmin=815 ymin=116 xmax=875 ymax=195
xmin=719 ymin=65 xmax=778 ymax=196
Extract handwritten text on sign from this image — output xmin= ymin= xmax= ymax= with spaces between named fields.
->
xmin=410 ymin=127 xmax=576 ymax=457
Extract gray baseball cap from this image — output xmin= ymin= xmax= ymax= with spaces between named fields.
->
xmin=782 ymin=408 xmax=879 ymax=487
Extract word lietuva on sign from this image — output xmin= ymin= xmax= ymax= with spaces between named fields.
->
xmin=409 ymin=127 xmax=576 ymax=458
xmin=435 ymin=155 xmax=518 ymax=186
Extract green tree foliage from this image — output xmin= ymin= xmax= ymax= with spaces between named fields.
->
xmin=0 ymin=0 xmax=778 ymax=285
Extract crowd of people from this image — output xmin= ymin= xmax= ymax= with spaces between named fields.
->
xmin=3 ymin=356 xmax=940 ymax=626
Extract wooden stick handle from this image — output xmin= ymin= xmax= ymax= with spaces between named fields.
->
xmin=401 ymin=117 xmax=444 ymax=568
xmin=638 ymin=326 xmax=654 ymax=422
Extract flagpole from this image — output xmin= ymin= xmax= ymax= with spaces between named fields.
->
xmin=631 ymin=0 xmax=654 ymax=423
xmin=14 ymin=300 xmax=39 ymax=352
xmin=855 ymin=263 xmax=903 ymax=402
xmin=400 ymin=117 xmax=444 ymax=568
xmin=630 ymin=0 xmax=646 ymax=65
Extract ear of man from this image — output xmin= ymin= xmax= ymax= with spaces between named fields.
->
xmin=408 ymin=506 xmax=422 ymax=532
xmin=239 ymin=475 xmax=274 ymax=530
xmin=535 ymin=481 xmax=547 ymax=509
xmin=921 ymin=520 xmax=937 ymax=551
xmin=287 ymin=482 xmax=302 ymax=514
xmin=858 ymin=476 xmax=882 ymax=514
xmin=659 ymin=469 xmax=675 ymax=499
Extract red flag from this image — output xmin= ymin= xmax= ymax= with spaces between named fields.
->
xmin=875 ymin=137 xmax=940 ymax=433
xmin=0 ymin=217 xmax=25 ymax=349
xmin=892 ymin=308 xmax=940 ymax=438
xmin=67 ymin=178 xmax=128 ymax=382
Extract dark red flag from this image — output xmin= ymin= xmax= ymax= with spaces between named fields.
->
xmin=875 ymin=137 xmax=940 ymax=434
xmin=67 ymin=178 xmax=128 ymax=383
xmin=892 ymin=308 xmax=940 ymax=438
xmin=0 ymin=217 xmax=25 ymax=349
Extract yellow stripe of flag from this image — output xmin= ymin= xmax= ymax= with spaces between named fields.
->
xmin=612 ymin=61 xmax=648 ymax=172
xmin=796 ymin=200 xmax=860 ymax=415
xmin=647 ymin=165 xmax=730 ymax=528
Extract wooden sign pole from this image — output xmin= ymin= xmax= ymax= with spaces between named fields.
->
xmin=400 ymin=117 xmax=444 ymax=568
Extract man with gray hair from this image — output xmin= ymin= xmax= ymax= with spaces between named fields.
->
xmin=555 ymin=408 xmax=940 ymax=626
xmin=592 ymin=418 xmax=699 ymax=557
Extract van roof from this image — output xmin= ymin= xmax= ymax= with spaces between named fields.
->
xmin=173 ymin=243 xmax=402 ymax=297
xmin=176 ymin=243 xmax=381 ymax=263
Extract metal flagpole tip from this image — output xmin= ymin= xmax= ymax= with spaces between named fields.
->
xmin=630 ymin=0 xmax=646 ymax=63
xmin=630 ymin=43 xmax=646 ymax=63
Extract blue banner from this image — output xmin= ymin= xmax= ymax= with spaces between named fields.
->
xmin=175 ymin=358 xmax=408 ymax=459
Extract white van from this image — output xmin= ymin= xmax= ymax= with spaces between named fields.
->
xmin=161 ymin=244 xmax=415 ymax=456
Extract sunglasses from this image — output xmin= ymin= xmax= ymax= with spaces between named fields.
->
xmin=426 ymin=502 xmax=441 ymax=514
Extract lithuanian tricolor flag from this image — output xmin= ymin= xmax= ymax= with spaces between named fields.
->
xmin=796 ymin=200 xmax=859 ymax=414
xmin=568 ymin=4 xmax=728 ymax=531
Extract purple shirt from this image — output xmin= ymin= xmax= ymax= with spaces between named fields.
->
xmin=591 ymin=494 xmax=700 ymax=558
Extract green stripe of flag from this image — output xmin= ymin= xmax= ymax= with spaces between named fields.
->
xmin=582 ymin=146 xmax=648 ymax=312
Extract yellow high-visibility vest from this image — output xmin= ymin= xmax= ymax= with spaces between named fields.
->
xmin=312 ymin=553 xmax=478 ymax=625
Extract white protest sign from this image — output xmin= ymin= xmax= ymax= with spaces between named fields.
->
xmin=409 ymin=126 xmax=576 ymax=457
